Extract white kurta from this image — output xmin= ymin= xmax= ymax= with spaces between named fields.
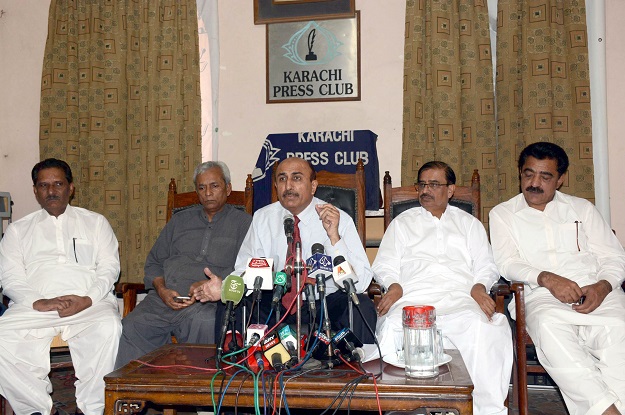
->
xmin=0 ymin=206 xmax=122 ymax=415
xmin=373 ymin=206 xmax=512 ymax=415
xmin=490 ymin=191 xmax=625 ymax=415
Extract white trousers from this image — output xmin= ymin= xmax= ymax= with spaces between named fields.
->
xmin=0 ymin=295 xmax=121 ymax=415
xmin=378 ymin=309 xmax=513 ymax=415
xmin=526 ymin=290 xmax=625 ymax=415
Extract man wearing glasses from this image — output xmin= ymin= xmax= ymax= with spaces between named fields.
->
xmin=373 ymin=161 xmax=512 ymax=415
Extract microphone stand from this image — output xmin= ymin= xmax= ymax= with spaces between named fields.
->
xmin=316 ymin=275 xmax=339 ymax=368
xmin=294 ymin=241 xmax=305 ymax=363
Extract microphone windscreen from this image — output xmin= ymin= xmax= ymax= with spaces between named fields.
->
xmin=333 ymin=255 xmax=346 ymax=266
xmin=311 ymin=243 xmax=325 ymax=255
xmin=221 ymin=275 xmax=245 ymax=305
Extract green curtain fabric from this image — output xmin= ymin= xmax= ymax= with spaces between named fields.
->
xmin=496 ymin=0 xmax=594 ymax=204
xmin=40 ymin=1 xmax=202 ymax=282
xmin=402 ymin=0 xmax=497 ymax=225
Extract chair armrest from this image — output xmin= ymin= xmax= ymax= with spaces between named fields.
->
xmin=490 ymin=280 xmax=511 ymax=314
xmin=367 ymin=281 xmax=383 ymax=306
xmin=115 ymin=282 xmax=147 ymax=317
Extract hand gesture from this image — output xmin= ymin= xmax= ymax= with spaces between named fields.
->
xmin=315 ymin=203 xmax=340 ymax=244
xmin=376 ymin=283 xmax=402 ymax=316
xmin=191 ymin=267 xmax=223 ymax=303
xmin=470 ymin=283 xmax=495 ymax=320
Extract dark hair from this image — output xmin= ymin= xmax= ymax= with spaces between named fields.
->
xmin=518 ymin=142 xmax=569 ymax=177
xmin=275 ymin=157 xmax=317 ymax=181
xmin=31 ymin=158 xmax=73 ymax=185
xmin=417 ymin=161 xmax=456 ymax=185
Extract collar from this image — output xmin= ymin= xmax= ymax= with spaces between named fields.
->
xmin=36 ymin=204 xmax=74 ymax=223
xmin=512 ymin=191 xmax=572 ymax=221
xmin=201 ymin=203 xmax=232 ymax=223
xmin=280 ymin=197 xmax=319 ymax=226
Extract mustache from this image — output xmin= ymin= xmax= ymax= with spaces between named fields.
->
xmin=419 ymin=194 xmax=433 ymax=201
xmin=525 ymin=186 xmax=543 ymax=194
xmin=282 ymin=190 xmax=299 ymax=198
xmin=46 ymin=196 xmax=61 ymax=201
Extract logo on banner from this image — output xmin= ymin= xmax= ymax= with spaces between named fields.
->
xmin=252 ymin=139 xmax=282 ymax=182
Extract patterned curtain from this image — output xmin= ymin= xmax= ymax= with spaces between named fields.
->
xmin=40 ymin=1 xmax=202 ymax=282
xmin=402 ymin=0 xmax=497 ymax=224
xmin=496 ymin=0 xmax=594 ymax=204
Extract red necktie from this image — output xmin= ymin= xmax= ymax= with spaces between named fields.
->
xmin=282 ymin=216 xmax=301 ymax=313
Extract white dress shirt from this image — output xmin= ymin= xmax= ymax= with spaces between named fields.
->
xmin=373 ymin=205 xmax=499 ymax=316
xmin=490 ymin=191 xmax=625 ymax=291
xmin=0 ymin=205 xmax=120 ymax=307
xmin=234 ymin=197 xmax=373 ymax=295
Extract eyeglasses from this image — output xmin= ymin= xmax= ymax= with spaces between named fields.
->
xmin=415 ymin=182 xmax=451 ymax=191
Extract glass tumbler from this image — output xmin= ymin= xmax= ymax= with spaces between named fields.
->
xmin=402 ymin=305 xmax=438 ymax=378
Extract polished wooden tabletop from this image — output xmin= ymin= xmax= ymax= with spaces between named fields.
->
xmin=105 ymin=343 xmax=473 ymax=414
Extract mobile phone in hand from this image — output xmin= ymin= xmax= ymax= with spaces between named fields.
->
xmin=174 ymin=296 xmax=191 ymax=303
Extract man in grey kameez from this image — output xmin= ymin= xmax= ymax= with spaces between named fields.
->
xmin=115 ymin=161 xmax=252 ymax=368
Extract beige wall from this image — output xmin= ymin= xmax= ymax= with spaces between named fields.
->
xmin=1 ymin=0 xmax=624 ymax=244
xmin=217 ymin=0 xmax=405 ymax=193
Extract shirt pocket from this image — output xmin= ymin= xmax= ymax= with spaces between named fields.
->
xmin=556 ymin=222 xmax=581 ymax=253
xmin=71 ymin=238 xmax=94 ymax=266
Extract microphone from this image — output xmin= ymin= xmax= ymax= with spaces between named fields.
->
xmin=260 ymin=330 xmax=291 ymax=371
xmin=271 ymin=271 xmax=288 ymax=309
xmin=332 ymin=256 xmax=360 ymax=306
xmin=217 ymin=275 xmax=245 ymax=355
xmin=246 ymin=323 xmax=268 ymax=347
xmin=304 ymin=283 xmax=316 ymax=315
xmin=245 ymin=257 xmax=274 ymax=291
xmin=306 ymin=243 xmax=333 ymax=297
xmin=252 ymin=276 xmax=263 ymax=304
xmin=283 ymin=213 xmax=294 ymax=243
xmin=331 ymin=328 xmax=365 ymax=362
xmin=278 ymin=324 xmax=299 ymax=365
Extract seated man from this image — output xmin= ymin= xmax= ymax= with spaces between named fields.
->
xmin=490 ymin=142 xmax=625 ymax=415
xmin=373 ymin=161 xmax=512 ymax=415
xmin=195 ymin=156 xmax=376 ymax=344
xmin=115 ymin=161 xmax=252 ymax=368
xmin=0 ymin=158 xmax=121 ymax=415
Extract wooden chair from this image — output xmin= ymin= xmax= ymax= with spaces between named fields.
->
xmin=271 ymin=159 xmax=366 ymax=247
xmin=383 ymin=169 xmax=481 ymax=230
xmin=117 ymin=174 xmax=254 ymax=314
xmin=490 ymin=281 xmax=544 ymax=415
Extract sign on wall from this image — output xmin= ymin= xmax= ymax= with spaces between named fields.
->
xmin=266 ymin=12 xmax=360 ymax=103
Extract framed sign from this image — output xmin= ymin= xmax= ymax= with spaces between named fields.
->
xmin=254 ymin=0 xmax=355 ymax=25
xmin=266 ymin=12 xmax=360 ymax=103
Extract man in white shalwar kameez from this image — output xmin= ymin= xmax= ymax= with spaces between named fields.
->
xmin=490 ymin=142 xmax=625 ymax=415
xmin=373 ymin=161 xmax=512 ymax=415
xmin=0 ymin=159 xmax=121 ymax=415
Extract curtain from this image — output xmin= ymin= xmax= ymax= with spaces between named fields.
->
xmin=496 ymin=0 xmax=594 ymax=203
xmin=402 ymin=0 xmax=497 ymax=225
xmin=40 ymin=0 xmax=202 ymax=282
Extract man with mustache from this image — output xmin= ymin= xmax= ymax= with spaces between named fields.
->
xmin=490 ymin=142 xmax=625 ymax=415
xmin=373 ymin=161 xmax=512 ymax=415
xmin=115 ymin=161 xmax=252 ymax=369
xmin=0 ymin=158 xmax=121 ymax=415
xmin=210 ymin=156 xmax=376 ymax=343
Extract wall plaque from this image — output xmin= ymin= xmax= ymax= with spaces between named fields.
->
xmin=266 ymin=12 xmax=360 ymax=103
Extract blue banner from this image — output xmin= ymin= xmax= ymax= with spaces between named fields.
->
xmin=251 ymin=130 xmax=380 ymax=211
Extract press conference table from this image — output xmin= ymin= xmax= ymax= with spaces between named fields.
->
xmin=104 ymin=343 xmax=473 ymax=414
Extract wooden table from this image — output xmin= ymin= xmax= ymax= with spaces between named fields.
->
xmin=104 ymin=344 xmax=473 ymax=414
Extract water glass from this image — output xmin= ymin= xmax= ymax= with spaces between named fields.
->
xmin=393 ymin=327 xmax=404 ymax=363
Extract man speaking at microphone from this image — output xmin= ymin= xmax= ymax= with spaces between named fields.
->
xmin=115 ymin=161 xmax=252 ymax=368
xmin=219 ymin=156 xmax=375 ymax=342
